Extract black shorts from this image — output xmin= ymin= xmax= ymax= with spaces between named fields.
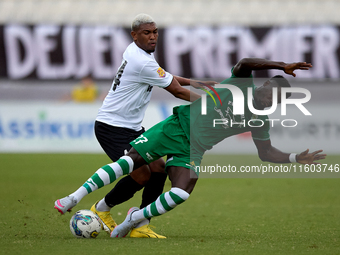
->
xmin=94 ymin=121 xmax=145 ymax=162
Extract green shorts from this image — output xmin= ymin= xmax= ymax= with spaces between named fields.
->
xmin=130 ymin=114 xmax=203 ymax=176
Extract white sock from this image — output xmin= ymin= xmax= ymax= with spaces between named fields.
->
xmin=134 ymin=218 xmax=150 ymax=228
xmin=131 ymin=187 xmax=190 ymax=223
xmin=70 ymin=186 xmax=88 ymax=203
xmin=96 ymin=198 xmax=111 ymax=212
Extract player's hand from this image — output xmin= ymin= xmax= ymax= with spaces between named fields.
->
xmin=297 ymin=149 xmax=326 ymax=165
xmin=284 ymin=62 xmax=312 ymax=77
xmin=190 ymin=80 xmax=218 ymax=89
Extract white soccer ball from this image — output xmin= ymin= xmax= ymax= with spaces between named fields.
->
xmin=69 ymin=210 xmax=102 ymax=238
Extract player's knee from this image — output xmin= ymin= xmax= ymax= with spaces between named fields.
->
xmin=126 ymin=148 xmax=139 ymax=160
xmin=127 ymin=148 xmax=148 ymax=170
xmin=149 ymin=158 xmax=166 ymax=173
xmin=130 ymin=166 xmax=151 ymax=186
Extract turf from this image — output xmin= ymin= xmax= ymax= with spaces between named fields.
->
xmin=0 ymin=154 xmax=339 ymax=255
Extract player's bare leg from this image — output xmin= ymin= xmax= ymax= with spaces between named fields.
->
xmin=129 ymin=159 xmax=167 ymax=238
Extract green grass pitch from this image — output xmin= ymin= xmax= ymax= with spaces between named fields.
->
xmin=0 ymin=153 xmax=339 ymax=255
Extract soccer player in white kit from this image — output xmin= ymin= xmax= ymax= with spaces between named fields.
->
xmin=54 ymin=13 xmax=216 ymax=238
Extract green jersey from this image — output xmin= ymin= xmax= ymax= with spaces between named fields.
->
xmin=174 ymin=69 xmax=270 ymax=154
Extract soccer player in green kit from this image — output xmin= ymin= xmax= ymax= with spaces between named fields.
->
xmin=56 ymin=58 xmax=327 ymax=238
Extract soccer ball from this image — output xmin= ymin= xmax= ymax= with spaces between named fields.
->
xmin=69 ymin=210 xmax=102 ymax=238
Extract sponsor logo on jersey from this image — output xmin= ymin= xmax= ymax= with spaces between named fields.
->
xmin=157 ymin=67 xmax=166 ymax=78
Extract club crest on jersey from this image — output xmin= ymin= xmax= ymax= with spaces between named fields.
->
xmin=157 ymin=67 xmax=166 ymax=78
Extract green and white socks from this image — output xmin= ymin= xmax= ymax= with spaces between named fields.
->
xmin=70 ymin=156 xmax=134 ymax=203
xmin=131 ymin=187 xmax=190 ymax=222
xmin=67 ymin=154 xmax=190 ymax=224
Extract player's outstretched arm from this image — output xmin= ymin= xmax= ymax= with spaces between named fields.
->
xmin=165 ymin=77 xmax=201 ymax=102
xmin=253 ymin=139 xmax=326 ymax=164
xmin=233 ymin=58 xmax=312 ymax=77
xmin=173 ymin=75 xmax=217 ymax=89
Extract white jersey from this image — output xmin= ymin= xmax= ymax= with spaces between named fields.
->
xmin=96 ymin=42 xmax=173 ymax=131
